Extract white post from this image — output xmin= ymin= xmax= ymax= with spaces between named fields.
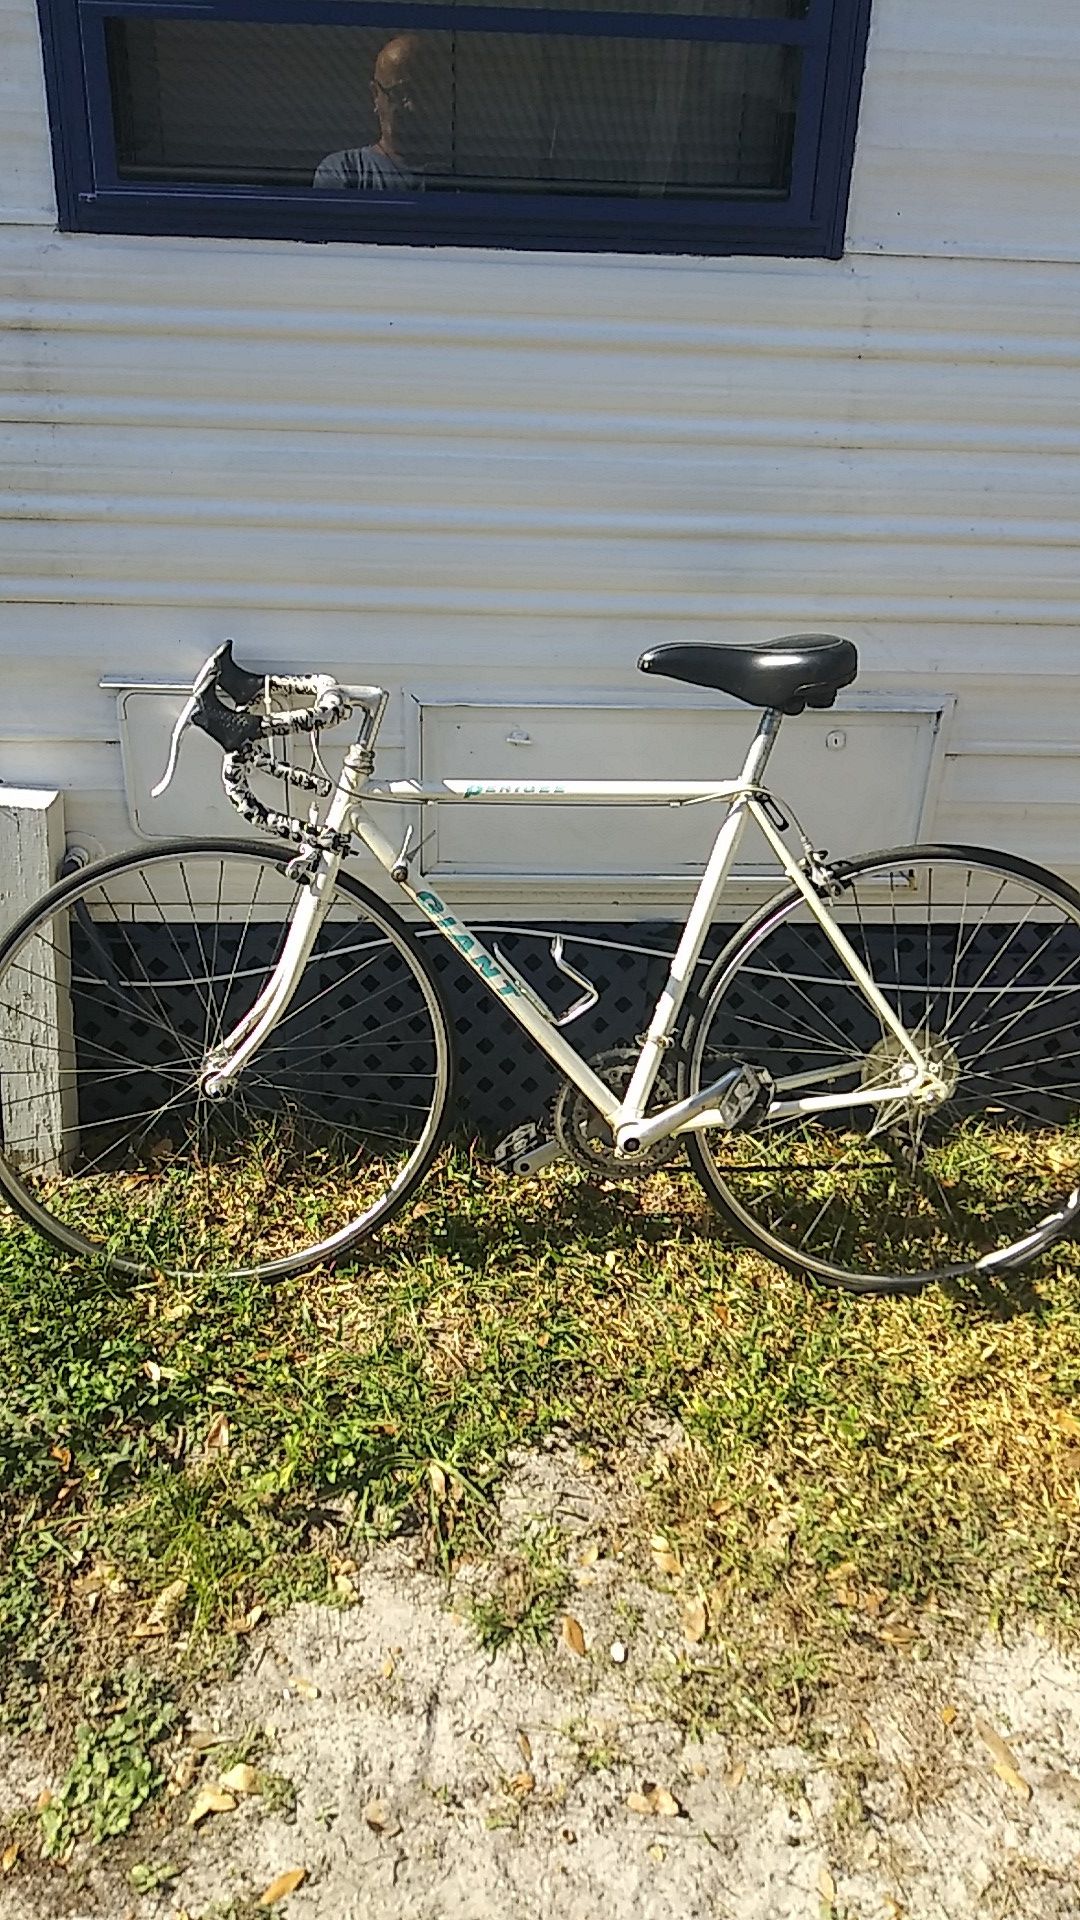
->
xmin=0 ymin=788 xmax=75 ymax=1174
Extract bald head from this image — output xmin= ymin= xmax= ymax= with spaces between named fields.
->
xmin=370 ymin=33 xmax=448 ymax=169
xmin=374 ymin=33 xmax=425 ymax=91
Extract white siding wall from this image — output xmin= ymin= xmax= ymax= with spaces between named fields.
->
xmin=2 ymin=0 xmax=1080 ymax=909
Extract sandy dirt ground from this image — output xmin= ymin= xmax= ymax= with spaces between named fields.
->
xmin=2 ymin=1441 xmax=1079 ymax=1920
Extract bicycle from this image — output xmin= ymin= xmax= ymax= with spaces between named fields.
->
xmin=2 ymin=634 xmax=1080 ymax=1295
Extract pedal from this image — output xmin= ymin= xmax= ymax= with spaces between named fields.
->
xmin=715 ymin=1063 xmax=773 ymax=1132
xmin=494 ymin=1121 xmax=564 ymax=1176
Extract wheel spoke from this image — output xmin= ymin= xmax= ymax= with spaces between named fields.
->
xmin=0 ymin=847 xmax=450 ymax=1281
xmin=688 ymin=852 xmax=1080 ymax=1290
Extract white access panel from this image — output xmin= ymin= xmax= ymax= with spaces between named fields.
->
xmin=113 ymin=685 xmax=405 ymax=866
xmin=416 ymin=701 xmax=949 ymax=885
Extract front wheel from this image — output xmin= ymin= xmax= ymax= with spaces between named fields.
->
xmin=681 ymin=845 xmax=1080 ymax=1295
xmin=0 ymin=839 xmax=455 ymax=1281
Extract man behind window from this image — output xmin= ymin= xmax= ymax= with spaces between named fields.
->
xmin=314 ymin=33 xmax=448 ymax=190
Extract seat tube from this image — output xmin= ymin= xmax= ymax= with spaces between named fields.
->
xmin=619 ymin=709 xmax=784 ymax=1121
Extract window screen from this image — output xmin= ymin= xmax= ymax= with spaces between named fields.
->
xmin=106 ymin=20 xmax=799 ymax=197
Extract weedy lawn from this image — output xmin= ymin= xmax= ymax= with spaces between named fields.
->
xmin=1 ymin=1149 xmax=1079 ymax=1828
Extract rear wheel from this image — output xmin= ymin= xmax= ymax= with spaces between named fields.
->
xmin=681 ymin=845 xmax=1080 ymax=1294
xmin=0 ymin=839 xmax=455 ymax=1280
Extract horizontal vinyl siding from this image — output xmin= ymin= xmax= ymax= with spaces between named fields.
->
xmin=0 ymin=0 xmax=56 ymax=226
xmin=848 ymin=0 xmax=1080 ymax=262
xmin=2 ymin=244 xmax=1079 ymax=622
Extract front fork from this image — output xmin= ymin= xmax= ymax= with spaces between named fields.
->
xmin=200 ymin=743 xmax=369 ymax=1096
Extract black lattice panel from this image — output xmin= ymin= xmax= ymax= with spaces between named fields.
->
xmin=427 ymin=923 xmax=690 ymax=1132
xmin=67 ymin=918 xmax=1080 ymax=1138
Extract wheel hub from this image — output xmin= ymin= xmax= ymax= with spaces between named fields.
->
xmin=861 ymin=1021 xmax=959 ymax=1117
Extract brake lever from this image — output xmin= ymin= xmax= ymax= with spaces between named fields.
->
xmin=150 ymin=641 xmax=257 ymax=799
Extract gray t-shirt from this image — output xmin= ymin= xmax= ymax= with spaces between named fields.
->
xmin=313 ymin=146 xmax=422 ymax=191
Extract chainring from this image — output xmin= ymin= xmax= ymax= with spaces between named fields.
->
xmin=553 ymin=1045 xmax=681 ymax=1176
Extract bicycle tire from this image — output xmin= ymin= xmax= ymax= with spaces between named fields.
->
xmin=680 ymin=844 xmax=1080 ymax=1295
xmin=0 ymin=838 xmax=456 ymax=1281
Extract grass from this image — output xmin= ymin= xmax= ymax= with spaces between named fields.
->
xmin=465 ymin=1523 xmax=572 ymax=1653
xmin=2 ymin=1146 xmax=1080 ymax=1757
xmin=39 ymin=1663 xmax=177 ymax=1858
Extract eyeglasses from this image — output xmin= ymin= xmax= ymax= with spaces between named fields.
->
xmin=374 ymin=78 xmax=416 ymax=108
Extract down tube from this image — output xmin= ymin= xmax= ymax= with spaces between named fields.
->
xmin=349 ymin=808 xmax=621 ymax=1123
xmin=415 ymin=883 xmax=621 ymax=1121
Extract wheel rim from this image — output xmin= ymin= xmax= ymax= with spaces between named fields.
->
xmin=688 ymin=851 xmax=1080 ymax=1287
xmin=0 ymin=846 xmax=451 ymax=1279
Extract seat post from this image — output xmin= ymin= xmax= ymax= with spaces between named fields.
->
xmin=737 ymin=707 xmax=784 ymax=789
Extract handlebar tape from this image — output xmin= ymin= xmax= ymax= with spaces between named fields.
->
xmin=189 ymin=646 xmax=355 ymax=855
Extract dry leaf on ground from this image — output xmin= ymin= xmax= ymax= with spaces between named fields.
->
xmin=290 ymin=1676 xmax=319 ymax=1702
xmin=650 ymin=1536 xmax=682 ymax=1578
xmin=218 ymin=1763 xmax=261 ymax=1796
xmin=517 ymin=1729 xmax=533 ymax=1764
xmin=646 ymin=1843 xmax=666 ymax=1863
xmin=508 ymin=1771 xmax=535 ymax=1798
xmin=681 ymin=1595 xmax=708 ymax=1642
xmin=428 ymin=1462 xmax=447 ymax=1501
xmin=1053 ymin=1408 xmax=1080 ymax=1440
xmin=364 ymin=1798 xmax=390 ymax=1831
xmin=818 ymin=1865 xmax=837 ymax=1903
xmin=133 ymin=1574 xmax=189 ymax=1641
xmin=879 ymin=1624 xmax=918 ymax=1649
xmin=258 ymin=1868 xmax=307 ymax=1906
xmin=826 ymin=1561 xmax=857 ymax=1585
xmin=724 ymin=1761 xmax=746 ymax=1790
xmin=203 ymin=1411 xmax=230 ymax=1456
xmin=992 ymin=1758 xmax=1032 ymax=1800
xmin=1 ymin=1843 xmax=19 ymax=1873
xmin=561 ymin=1614 xmax=587 ymax=1657
xmin=974 ymin=1716 xmax=1020 ymax=1770
xmin=188 ymin=1787 xmax=237 ymax=1826
xmin=626 ymin=1784 xmax=681 ymax=1818
xmin=187 ymin=1727 xmax=223 ymax=1752
xmin=974 ymin=1716 xmax=1032 ymax=1800
xmin=940 ymin=1704 xmax=958 ymax=1728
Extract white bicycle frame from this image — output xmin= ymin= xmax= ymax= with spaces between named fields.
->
xmin=204 ymin=691 xmax=942 ymax=1149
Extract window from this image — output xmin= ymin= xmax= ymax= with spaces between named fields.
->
xmin=37 ymin=0 xmax=871 ymax=255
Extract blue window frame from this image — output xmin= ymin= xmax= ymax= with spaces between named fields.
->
xmin=36 ymin=0 xmax=871 ymax=256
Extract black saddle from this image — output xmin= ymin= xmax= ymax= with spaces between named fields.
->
xmin=638 ymin=635 xmax=857 ymax=716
